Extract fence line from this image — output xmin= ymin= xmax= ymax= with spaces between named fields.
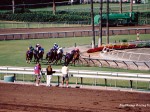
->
xmin=0 ymin=21 xmax=90 ymax=29
xmin=0 ymin=66 xmax=150 ymax=90
xmin=0 ymin=28 xmax=150 ymax=41
xmin=80 ymin=54 xmax=150 ymax=70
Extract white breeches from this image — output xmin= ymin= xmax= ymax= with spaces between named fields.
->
xmin=46 ymin=75 xmax=52 ymax=86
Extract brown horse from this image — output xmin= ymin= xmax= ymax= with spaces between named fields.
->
xmin=34 ymin=50 xmax=44 ymax=63
xmin=64 ymin=52 xmax=73 ymax=66
xmin=26 ymin=50 xmax=33 ymax=64
xmin=72 ymin=51 xmax=80 ymax=65
xmin=46 ymin=49 xmax=56 ymax=64
xmin=64 ymin=50 xmax=80 ymax=66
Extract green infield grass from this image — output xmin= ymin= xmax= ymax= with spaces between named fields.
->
xmin=0 ymin=34 xmax=150 ymax=89
xmin=0 ymin=34 xmax=149 ymax=72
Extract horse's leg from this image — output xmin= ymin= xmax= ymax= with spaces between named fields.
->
xmin=26 ymin=56 xmax=28 ymax=63
xmin=48 ymin=56 xmax=50 ymax=63
xmin=34 ymin=54 xmax=36 ymax=62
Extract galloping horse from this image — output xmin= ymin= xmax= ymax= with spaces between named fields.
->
xmin=34 ymin=50 xmax=44 ymax=63
xmin=64 ymin=50 xmax=75 ymax=65
xmin=64 ymin=49 xmax=80 ymax=66
xmin=46 ymin=49 xmax=57 ymax=63
xmin=72 ymin=50 xmax=80 ymax=65
xmin=55 ymin=50 xmax=63 ymax=64
xmin=26 ymin=50 xmax=33 ymax=64
xmin=46 ymin=50 xmax=54 ymax=63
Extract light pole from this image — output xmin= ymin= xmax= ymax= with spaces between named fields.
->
xmin=91 ymin=0 xmax=95 ymax=48
xmin=130 ymin=0 xmax=133 ymax=13
xmin=98 ymin=0 xmax=103 ymax=47
xmin=106 ymin=0 xmax=109 ymax=44
xmin=120 ymin=0 xmax=122 ymax=13
xmin=53 ymin=0 xmax=56 ymax=15
xmin=12 ymin=0 xmax=15 ymax=14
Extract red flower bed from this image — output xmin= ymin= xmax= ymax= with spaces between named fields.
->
xmin=87 ymin=44 xmax=137 ymax=53
xmin=87 ymin=46 xmax=103 ymax=53
xmin=128 ymin=44 xmax=137 ymax=49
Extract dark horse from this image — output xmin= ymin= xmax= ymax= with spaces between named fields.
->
xmin=26 ymin=50 xmax=33 ymax=64
xmin=46 ymin=49 xmax=57 ymax=64
xmin=34 ymin=50 xmax=44 ymax=63
xmin=55 ymin=50 xmax=64 ymax=64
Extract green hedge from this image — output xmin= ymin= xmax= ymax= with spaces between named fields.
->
xmin=0 ymin=10 xmax=91 ymax=22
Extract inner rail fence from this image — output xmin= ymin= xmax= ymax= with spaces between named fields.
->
xmin=0 ymin=28 xmax=150 ymax=41
xmin=0 ymin=66 xmax=150 ymax=90
xmin=102 ymin=49 xmax=150 ymax=62
xmin=0 ymin=21 xmax=90 ymax=29
xmin=80 ymin=55 xmax=150 ymax=71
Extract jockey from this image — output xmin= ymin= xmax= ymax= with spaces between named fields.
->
xmin=35 ymin=44 xmax=41 ymax=51
xmin=40 ymin=47 xmax=44 ymax=53
xmin=57 ymin=47 xmax=63 ymax=54
xmin=29 ymin=46 xmax=34 ymax=52
xmin=74 ymin=47 xmax=79 ymax=53
xmin=39 ymin=47 xmax=44 ymax=54
xmin=49 ymin=48 xmax=53 ymax=52
xmin=53 ymin=43 xmax=59 ymax=51
xmin=36 ymin=44 xmax=40 ymax=48
xmin=66 ymin=52 xmax=71 ymax=59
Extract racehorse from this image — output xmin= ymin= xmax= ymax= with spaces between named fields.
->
xmin=46 ymin=50 xmax=54 ymax=64
xmin=72 ymin=51 xmax=80 ymax=65
xmin=64 ymin=50 xmax=80 ymax=66
xmin=34 ymin=50 xmax=44 ymax=63
xmin=26 ymin=50 xmax=33 ymax=64
xmin=46 ymin=49 xmax=57 ymax=64
xmin=64 ymin=51 xmax=75 ymax=65
xmin=54 ymin=50 xmax=64 ymax=64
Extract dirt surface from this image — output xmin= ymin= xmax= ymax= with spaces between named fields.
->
xmin=0 ymin=83 xmax=150 ymax=112
xmin=0 ymin=25 xmax=150 ymax=34
xmin=0 ymin=26 xmax=150 ymax=112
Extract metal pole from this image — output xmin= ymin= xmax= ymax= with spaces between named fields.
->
xmin=120 ymin=0 xmax=122 ymax=13
xmin=106 ymin=0 xmax=109 ymax=44
xmin=98 ymin=0 xmax=103 ymax=47
xmin=130 ymin=0 xmax=133 ymax=12
xmin=12 ymin=0 xmax=15 ymax=14
xmin=53 ymin=0 xmax=56 ymax=15
xmin=91 ymin=0 xmax=95 ymax=48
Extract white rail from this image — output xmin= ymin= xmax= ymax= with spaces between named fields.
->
xmin=0 ymin=66 xmax=150 ymax=90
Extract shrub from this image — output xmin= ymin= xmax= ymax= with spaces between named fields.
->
xmin=15 ymin=8 xmax=31 ymax=13
xmin=136 ymin=43 xmax=145 ymax=48
xmin=145 ymin=42 xmax=150 ymax=48
xmin=0 ymin=11 xmax=91 ymax=23
xmin=122 ymin=39 xmax=128 ymax=43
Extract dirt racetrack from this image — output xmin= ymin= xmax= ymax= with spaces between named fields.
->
xmin=0 ymin=83 xmax=150 ymax=112
xmin=0 ymin=25 xmax=150 ymax=34
xmin=0 ymin=26 xmax=150 ymax=112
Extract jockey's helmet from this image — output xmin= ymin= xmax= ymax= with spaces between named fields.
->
xmin=36 ymin=44 xmax=39 ymax=47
